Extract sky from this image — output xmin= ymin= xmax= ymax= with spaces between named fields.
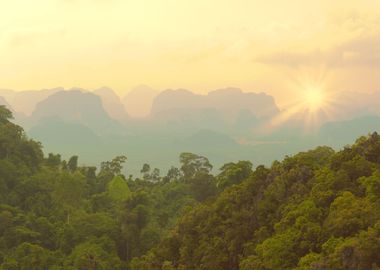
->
xmin=1 ymin=0 xmax=380 ymax=106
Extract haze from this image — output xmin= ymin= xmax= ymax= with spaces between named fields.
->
xmin=1 ymin=0 xmax=380 ymax=106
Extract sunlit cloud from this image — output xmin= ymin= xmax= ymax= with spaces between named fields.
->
xmin=255 ymin=33 xmax=380 ymax=69
xmin=1 ymin=0 xmax=380 ymax=104
xmin=254 ymin=12 xmax=380 ymax=69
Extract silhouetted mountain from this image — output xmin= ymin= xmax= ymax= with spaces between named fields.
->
xmin=208 ymin=87 xmax=279 ymax=118
xmin=149 ymin=88 xmax=278 ymax=136
xmin=30 ymin=89 xmax=122 ymax=134
xmin=123 ymin=85 xmax=158 ymax=118
xmin=0 ymin=88 xmax=63 ymax=115
xmin=151 ymin=89 xmax=205 ymax=115
xmin=94 ymin=87 xmax=129 ymax=122
xmin=4 ymin=86 xmax=378 ymax=176
xmin=151 ymin=87 xmax=279 ymax=120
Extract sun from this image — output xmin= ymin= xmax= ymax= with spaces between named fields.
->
xmin=304 ymin=87 xmax=325 ymax=112
xmin=264 ymin=75 xmax=339 ymax=134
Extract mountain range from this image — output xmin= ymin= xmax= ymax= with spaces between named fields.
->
xmin=1 ymin=86 xmax=380 ymax=176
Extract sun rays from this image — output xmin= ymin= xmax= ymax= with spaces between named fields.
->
xmin=304 ymin=87 xmax=326 ymax=112
xmin=268 ymin=87 xmax=337 ymax=133
xmin=260 ymin=68 xmax=342 ymax=134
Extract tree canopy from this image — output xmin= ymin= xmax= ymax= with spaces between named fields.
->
xmin=1 ymin=111 xmax=380 ymax=269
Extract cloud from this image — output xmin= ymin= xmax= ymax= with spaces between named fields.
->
xmin=255 ymin=32 xmax=380 ymax=69
xmin=255 ymin=12 xmax=380 ymax=69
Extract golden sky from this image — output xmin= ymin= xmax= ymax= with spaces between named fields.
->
xmin=1 ymin=0 xmax=380 ymax=106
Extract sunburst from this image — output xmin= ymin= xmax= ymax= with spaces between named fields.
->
xmin=261 ymin=71 xmax=340 ymax=134
xmin=303 ymin=87 xmax=326 ymax=112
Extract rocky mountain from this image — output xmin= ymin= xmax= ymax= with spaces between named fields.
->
xmin=151 ymin=87 xmax=279 ymax=119
xmin=30 ymin=89 xmax=122 ymax=134
xmin=0 ymin=88 xmax=63 ymax=116
xmin=94 ymin=87 xmax=129 ymax=122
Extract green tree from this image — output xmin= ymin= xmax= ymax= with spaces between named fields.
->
xmin=216 ymin=160 xmax=252 ymax=189
xmin=179 ymin=153 xmax=212 ymax=180
xmin=1 ymin=242 xmax=56 ymax=270
xmin=52 ymin=172 xmax=86 ymax=224
xmin=324 ymin=192 xmax=374 ymax=237
xmin=107 ymin=175 xmax=131 ymax=202
xmin=66 ymin=238 xmax=121 ymax=270
xmin=67 ymin=155 xmax=78 ymax=173
xmin=163 ymin=166 xmax=181 ymax=183
xmin=100 ymin=155 xmax=127 ymax=176
xmin=151 ymin=168 xmax=160 ymax=182
xmin=141 ymin=163 xmax=151 ymax=180
xmin=0 ymin=105 xmax=13 ymax=124
xmin=46 ymin=153 xmax=61 ymax=168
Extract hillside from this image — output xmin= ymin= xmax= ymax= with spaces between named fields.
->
xmin=0 ymin=106 xmax=213 ymax=269
xmin=132 ymin=135 xmax=380 ymax=270
xmin=1 ymin=105 xmax=380 ymax=269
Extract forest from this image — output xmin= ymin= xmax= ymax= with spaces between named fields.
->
xmin=1 ymin=104 xmax=380 ymax=270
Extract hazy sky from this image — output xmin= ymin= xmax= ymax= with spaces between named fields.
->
xmin=1 ymin=0 xmax=380 ymax=106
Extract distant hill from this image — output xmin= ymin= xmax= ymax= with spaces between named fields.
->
xmin=207 ymin=87 xmax=279 ymax=118
xmin=30 ymin=90 xmax=122 ymax=135
xmin=149 ymin=88 xmax=279 ymax=136
xmin=2 ymin=86 xmax=378 ymax=176
xmin=151 ymin=87 xmax=279 ymax=120
xmin=0 ymin=88 xmax=63 ymax=115
xmin=94 ymin=87 xmax=129 ymax=122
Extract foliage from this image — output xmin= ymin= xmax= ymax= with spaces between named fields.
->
xmin=107 ymin=176 xmax=131 ymax=202
xmin=1 ymin=106 xmax=380 ymax=270
xmin=133 ymin=135 xmax=380 ymax=270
